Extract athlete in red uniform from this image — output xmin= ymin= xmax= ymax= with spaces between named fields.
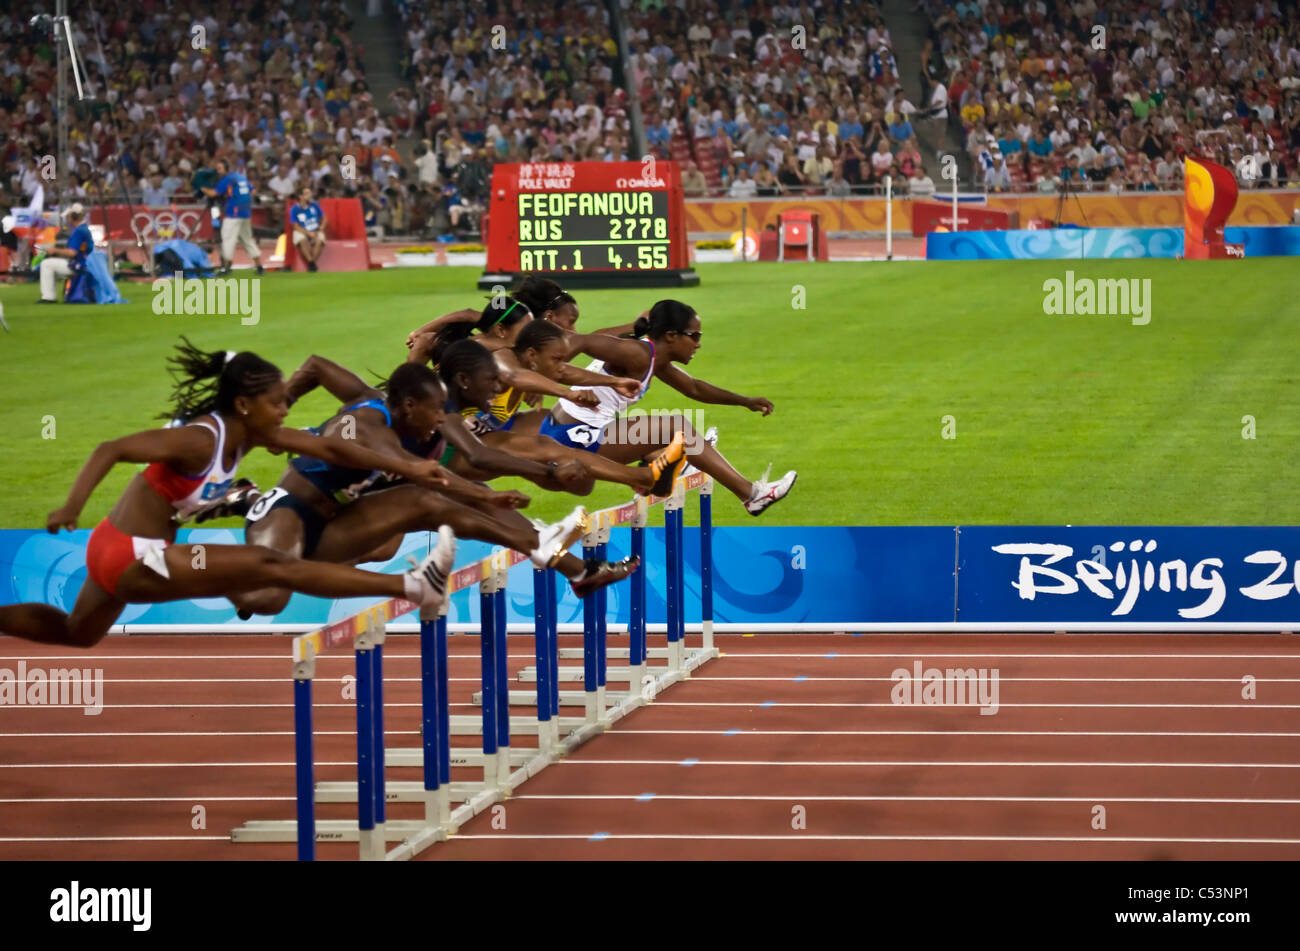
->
xmin=0 ymin=340 xmax=457 ymax=648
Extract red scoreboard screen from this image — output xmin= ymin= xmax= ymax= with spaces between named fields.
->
xmin=482 ymin=160 xmax=697 ymax=287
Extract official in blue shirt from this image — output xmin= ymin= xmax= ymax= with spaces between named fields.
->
xmin=290 ymin=186 xmax=328 ymax=272
xmin=201 ymin=157 xmax=263 ymax=275
xmin=36 ymin=203 xmax=94 ymax=302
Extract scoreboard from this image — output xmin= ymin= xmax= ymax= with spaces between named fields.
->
xmin=480 ymin=160 xmax=698 ymax=288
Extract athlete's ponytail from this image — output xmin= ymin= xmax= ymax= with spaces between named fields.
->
xmin=630 ymin=300 xmax=696 ymax=339
xmin=162 ymin=336 xmax=282 ymax=422
xmin=428 ymin=295 xmax=533 ymax=365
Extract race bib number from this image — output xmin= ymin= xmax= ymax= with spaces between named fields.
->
xmin=245 ymin=487 xmax=288 ymax=522
xmin=567 ymin=424 xmax=603 ymax=447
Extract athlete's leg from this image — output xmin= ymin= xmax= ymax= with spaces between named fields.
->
xmin=313 ymin=486 xmax=540 ymax=563
xmin=0 ymin=578 xmax=126 ymax=648
xmin=115 ymin=543 xmax=411 ymax=604
xmin=598 ymin=413 xmax=752 ymax=500
xmin=230 ymin=506 xmax=308 ymax=617
xmin=485 ymin=431 xmax=655 ymax=493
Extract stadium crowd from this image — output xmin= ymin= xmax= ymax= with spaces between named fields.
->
xmin=0 ymin=0 xmax=448 ymax=241
xmin=3 ymin=0 xmax=1298 ymax=250
xmin=919 ymin=0 xmax=1300 ymax=192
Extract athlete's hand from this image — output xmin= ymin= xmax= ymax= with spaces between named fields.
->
xmin=611 ymin=377 xmax=641 ymax=399
xmin=746 ymin=397 xmax=774 ymax=416
xmin=46 ymin=505 xmax=79 ymax=533
xmin=569 ymin=389 xmax=600 ymax=409
xmin=407 ymin=331 xmax=437 ymax=361
xmin=488 ymin=490 xmax=530 ymax=510
xmin=405 ymin=460 xmax=451 ymax=489
xmin=522 ymin=391 xmax=544 ymax=408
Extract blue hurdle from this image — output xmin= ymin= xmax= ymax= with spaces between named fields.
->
xmin=231 ymin=472 xmax=718 ymax=860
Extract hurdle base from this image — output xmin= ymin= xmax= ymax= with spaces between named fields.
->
xmin=231 ymin=818 xmax=431 ymax=844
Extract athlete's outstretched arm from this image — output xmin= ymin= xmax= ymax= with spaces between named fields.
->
xmin=440 ymin=414 xmax=589 ymax=490
xmin=552 ymin=362 xmax=641 ymax=398
xmin=266 ymin=427 xmax=451 ymax=490
xmin=285 ymin=355 xmax=381 ymax=408
xmin=46 ymin=427 xmax=222 ymax=531
xmin=495 ymin=359 xmax=600 ymax=406
xmin=406 ymin=309 xmax=480 ymax=362
xmin=654 ymin=362 xmax=774 ymax=415
xmin=560 ymin=331 xmax=652 ymax=377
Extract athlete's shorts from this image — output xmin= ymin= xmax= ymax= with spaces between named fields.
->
xmin=245 ymin=487 xmax=329 ymax=558
xmin=538 ymin=413 xmax=605 ymax=453
xmin=85 ymin=518 xmax=170 ymax=597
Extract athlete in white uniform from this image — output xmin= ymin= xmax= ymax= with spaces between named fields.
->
xmin=539 ymin=300 xmax=797 ymax=516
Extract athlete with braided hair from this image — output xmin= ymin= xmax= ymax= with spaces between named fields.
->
xmin=0 ymin=339 xmax=457 ymax=648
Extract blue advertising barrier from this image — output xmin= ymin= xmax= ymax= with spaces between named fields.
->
xmin=925 ymin=225 xmax=1300 ymax=260
xmin=4 ymin=526 xmax=1300 ymax=629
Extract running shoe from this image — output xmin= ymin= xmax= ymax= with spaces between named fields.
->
xmin=744 ymin=465 xmax=798 ymax=516
xmin=681 ymin=425 xmax=718 ymax=477
xmin=405 ymin=525 xmax=457 ymax=610
xmin=641 ymin=431 xmax=688 ymax=497
xmin=529 ymin=506 xmax=589 ymax=568
xmin=570 ymin=556 xmax=641 ymax=599
xmin=188 ymin=478 xmax=261 ymax=524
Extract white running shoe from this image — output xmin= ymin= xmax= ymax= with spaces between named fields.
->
xmin=405 ymin=525 xmax=457 ymax=610
xmin=744 ymin=465 xmax=798 ymax=516
xmin=682 ymin=425 xmax=718 ymax=477
xmin=529 ymin=506 xmax=589 ymax=568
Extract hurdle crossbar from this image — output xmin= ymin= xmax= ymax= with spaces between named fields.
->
xmin=231 ymin=473 xmax=717 ymax=860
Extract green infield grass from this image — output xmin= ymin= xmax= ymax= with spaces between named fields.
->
xmin=1 ymin=258 xmax=1298 ymax=528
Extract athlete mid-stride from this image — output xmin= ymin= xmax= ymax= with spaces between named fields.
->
xmin=229 ymin=355 xmax=641 ymax=616
xmin=541 ymin=300 xmax=797 ymax=515
xmin=0 ymin=340 xmax=457 ymax=648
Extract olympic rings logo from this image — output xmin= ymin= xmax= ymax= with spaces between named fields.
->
xmin=131 ymin=209 xmax=203 ymax=241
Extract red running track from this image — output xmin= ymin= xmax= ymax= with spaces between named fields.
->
xmin=0 ymin=632 xmax=1297 ymax=860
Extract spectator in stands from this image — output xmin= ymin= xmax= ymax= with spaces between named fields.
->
xmin=887 ymin=109 xmax=914 ymax=148
xmin=803 ymin=145 xmax=834 ymax=190
xmin=777 ymin=152 xmax=806 ymax=191
xmin=908 ymin=168 xmax=936 ymax=198
xmin=681 ymin=161 xmax=709 ymax=197
xmin=754 ymin=164 xmax=782 ymax=196
xmin=268 ymin=158 xmax=300 ymax=200
xmin=290 ymin=186 xmax=327 ymax=273
xmin=1086 ymin=155 xmax=1109 ymax=189
xmin=414 ymin=141 xmax=439 ymax=188
xmin=728 ymin=166 xmax=758 ymax=198
xmin=896 ymin=139 xmax=923 ymax=180
xmin=870 ymin=139 xmax=894 ymax=182
xmin=985 ymin=150 xmax=1011 ymax=191
xmin=35 ymin=204 xmax=93 ymax=304
xmin=1060 ymin=154 xmax=1086 ymax=188
xmin=140 ymin=169 xmax=169 ymax=207
xmin=827 ymin=165 xmax=853 ymax=197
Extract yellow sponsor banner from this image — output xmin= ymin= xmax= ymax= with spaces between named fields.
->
xmin=684 ymin=191 xmax=1300 ymax=234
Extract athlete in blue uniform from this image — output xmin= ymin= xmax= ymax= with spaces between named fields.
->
xmin=231 ymin=356 xmax=637 ymax=617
